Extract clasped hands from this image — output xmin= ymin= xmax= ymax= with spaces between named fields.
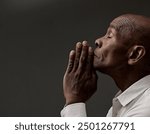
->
xmin=63 ymin=41 xmax=98 ymax=105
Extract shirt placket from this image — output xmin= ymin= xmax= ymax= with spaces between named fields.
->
xmin=112 ymin=98 xmax=122 ymax=117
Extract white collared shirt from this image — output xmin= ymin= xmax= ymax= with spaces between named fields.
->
xmin=61 ymin=75 xmax=150 ymax=117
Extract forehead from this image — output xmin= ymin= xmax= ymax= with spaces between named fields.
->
xmin=109 ymin=16 xmax=135 ymax=34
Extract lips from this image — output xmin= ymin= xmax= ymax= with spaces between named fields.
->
xmin=94 ymin=52 xmax=104 ymax=62
xmin=94 ymin=53 xmax=99 ymax=58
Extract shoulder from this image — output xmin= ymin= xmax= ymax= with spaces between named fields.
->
xmin=125 ymin=87 xmax=150 ymax=117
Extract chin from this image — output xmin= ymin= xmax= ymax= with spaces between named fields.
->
xmin=93 ymin=62 xmax=109 ymax=74
xmin=93 ymin=63 xmax=104 ymax=72
xmin=93 ymin=56 xmax=104 ymax=68
xmin=93 ymin=59 xmax=103 ymax=69
xmin=93 ymin=62 xmax=99 ymax=70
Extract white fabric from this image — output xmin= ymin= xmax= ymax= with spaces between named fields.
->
xmin=61 ymin=75 xmax=150 ymax=117
xmin=61 ymin=103 xmax=87 ymax=117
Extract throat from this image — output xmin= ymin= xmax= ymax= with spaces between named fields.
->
xmin=112 ymin=72 xmax=149 ymax=92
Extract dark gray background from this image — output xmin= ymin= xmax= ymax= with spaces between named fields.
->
xmin=1 ymin=0 xmax=150 ymax=116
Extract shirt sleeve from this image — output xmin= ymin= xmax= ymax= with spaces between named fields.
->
xmin=60 ymin=103 xmax=87 ymax=117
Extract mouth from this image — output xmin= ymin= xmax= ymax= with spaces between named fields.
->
xmin=94 ymin=53 xmax=99 ymax=58
xmin=94 ymin=52 xmax=104 ymax=61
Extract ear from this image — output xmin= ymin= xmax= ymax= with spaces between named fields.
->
xmin=128 ymin=45 xmax=146 ymax=65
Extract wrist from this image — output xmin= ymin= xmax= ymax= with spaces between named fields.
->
xmin=65 ymin=99 xmax=85 ymax=106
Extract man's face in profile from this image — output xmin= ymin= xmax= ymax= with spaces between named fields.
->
xmin=93 ymin=16 xmax=130 ymax=74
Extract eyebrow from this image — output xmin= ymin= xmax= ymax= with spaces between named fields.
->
xmin=109 ymin=24 xmax=117 ymax=30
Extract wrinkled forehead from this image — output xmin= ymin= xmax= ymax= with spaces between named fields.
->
xmin=109 ymin=16 xmax=135 ymax=34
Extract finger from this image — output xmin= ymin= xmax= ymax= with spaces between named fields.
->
xmin=66 ymin=50 xmax=75 ymax=73
xmin=92 ymin=70 xmax=98 ymax=81
xmin=86 ymin=46 xmax=94 ymax=72
xmin=72 ymin=42 xmax=82 ymax=71
xmin=78 ymin=41 xmax=89 ymax=71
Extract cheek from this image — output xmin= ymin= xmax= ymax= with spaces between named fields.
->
xmin=108 ymin=47 xmax=128 ymax=64
xmin=113 ymin=47 xmax=127 ymax=57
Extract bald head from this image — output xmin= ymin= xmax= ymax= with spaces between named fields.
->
xmin=111 ymin=14 xmax=150 ymax=45
xmin=111 ymin=14 xmax=150 ymax=67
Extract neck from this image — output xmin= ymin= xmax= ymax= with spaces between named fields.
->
xmin=109 ymin=69 xmax=149 ymax=92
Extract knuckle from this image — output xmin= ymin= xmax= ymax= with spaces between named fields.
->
xmin=80 ymin=56 xmax=86 ymax=63
xmin=74 ymin=58 xmax=79 ymax=63
xmin=69 ymin=62 xmax=73 ymax=67
xmin=75 ymin=72 xmax=80 ymax=79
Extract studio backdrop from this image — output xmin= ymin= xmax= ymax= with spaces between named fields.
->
xmin=1 ymin=0 xmax=150 ymax=116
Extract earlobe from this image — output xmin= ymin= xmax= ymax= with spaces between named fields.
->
xmin=128 ymin=45 xmax=146 ymax=65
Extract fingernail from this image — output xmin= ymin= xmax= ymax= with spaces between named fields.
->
xmin=70 ymin=50 xmax=75 ymax=55
xmin=82 ymin=40 xmax=88 ymax=46
xmin=76 ymin=42 xmax=82 ymax=48
xmin=89 ymin=47 xmax=93 ymax=52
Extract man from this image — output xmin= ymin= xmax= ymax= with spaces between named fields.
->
xmin=61 ymin=14 xmax=150 ymax=117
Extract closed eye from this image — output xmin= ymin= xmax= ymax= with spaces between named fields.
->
xmin=106 ymin=33 xmax=113 ymax=38
xmin=105 ymin=28 xmax=113 ymax=39
xmin=107 ymin=35 xmax=112 ymax=38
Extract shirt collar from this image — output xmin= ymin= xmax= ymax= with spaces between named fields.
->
xmin=115 ymin=75 xmax=150 ymax=107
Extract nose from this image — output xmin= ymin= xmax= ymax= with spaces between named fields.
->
xmin=95 ymin=37 xmax=103 ymax=48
